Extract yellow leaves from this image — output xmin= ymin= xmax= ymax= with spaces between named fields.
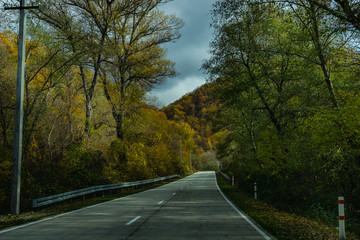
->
xmin=0 ymin=31 xmax=17 ymax=57
xmin=0 ymin=31 xmax=18 ymax=83
xmin=213 ymin=130 xmax=230 ymax=145
xmin=28 ymin=71 xmax=49 ymax=90
xmin=117 ymin=104 xmax=200 ymax=176
xmin=289 ymin=96 xmax=300 ymax=105
xmin=302 ymin=91 xmax=360 ymax=153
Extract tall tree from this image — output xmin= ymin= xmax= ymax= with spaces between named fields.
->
xmin=35 ymin=0 xmax=130 ymax=135
xmin=309 ymin=0 xmax=360 ymax=31
xmin=203 ymin=1 xmax=309 ymax=135
xmin=102 ymin=0 xmax=183 ymax=139
xmin=284 ymin=0 xmax=347 ymax=108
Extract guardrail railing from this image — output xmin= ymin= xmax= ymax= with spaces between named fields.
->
xmin=219 ymin=170 xmax=230 ymax=181
xmin=32 ymin=174 xmax=179 ymax=208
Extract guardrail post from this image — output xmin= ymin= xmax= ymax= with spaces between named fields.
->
xmin=231 ymin=176 xmax=234 ymax=187
xmin=338 ymin=196 xmax=346 ymax=240
xmin=254 ymin=182 xmax=257 ymax=200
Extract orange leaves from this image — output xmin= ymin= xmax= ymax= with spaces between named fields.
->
xmin=162 ymin=82 xmax=219 ymax=153
xmin=0 ymin=31 xmax=17 ymax=83
xmin=0 ymin=31 xmax=17 ymax=57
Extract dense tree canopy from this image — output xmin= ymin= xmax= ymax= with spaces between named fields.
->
xmin=3 ymin=2 xmax=360 ymax=236
xmin=0 ymin=0 xmax=194 ymax=214
xmin=204 ymin=0 xmax=360 ymax=233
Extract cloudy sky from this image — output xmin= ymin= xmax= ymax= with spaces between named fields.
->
xmin=150 ymin=0 xmax=216 ymax=107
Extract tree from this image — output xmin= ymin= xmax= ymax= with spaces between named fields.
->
xmin=0 ymin=0 xmax=187 ymax=214
xmin=35 ymin=0 xmax=131 ymax=135
xmin=203 ymin=1 xmax=309 ymax=135
xmin=309 ymin=0 xmax=360 ymax=32
xmin=0 ymin=31 xmax=17 ymax=148
xmin=282 ymin=0 xmax=350 ymax=108
xmin=35 ymin=0 xmax=183 ymax=137
xmin=205 ymin=0 xmax=360 ymax=221
xmin=102 ymin=0 xmax=183 ymax=139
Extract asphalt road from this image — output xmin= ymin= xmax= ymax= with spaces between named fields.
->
xmin=0 ymin=171 xmax=273 ymax=240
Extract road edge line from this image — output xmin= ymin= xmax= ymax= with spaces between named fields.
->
xmin=0 ymin=192 xmax=140 ymax=235
xmin=214 ymin=172 xmax=273 ymax=240
xmin=0 ymin=175 xmax=188 ymax=235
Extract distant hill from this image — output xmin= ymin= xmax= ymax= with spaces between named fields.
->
xmin=161 ymin=82 xmax=219 ymax=151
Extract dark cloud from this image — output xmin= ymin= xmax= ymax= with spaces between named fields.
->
xmin=150 ymin=0 xmax=215 ymax=106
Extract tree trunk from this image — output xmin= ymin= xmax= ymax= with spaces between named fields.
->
xmin=84 ymin=98 xmax=92 ymax=136
xmin=114 ymin=109 xmax=125 ymax=140
xmin=79 ymin=63 xmax=99 ymax=136
xmin=0 ymin=98 xmax=10 ymax=147
xmin=102 ymin=74 xmax=125 ymax=140
xmin=309 ymin=2 xmax=339 ymax=108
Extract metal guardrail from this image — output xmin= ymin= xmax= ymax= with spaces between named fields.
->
xmin=32 ymin=174 xmax=180 ymax=208
xmin=219 ymin=170 xmax=230 ymax=181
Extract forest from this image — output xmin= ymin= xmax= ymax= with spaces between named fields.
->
xmin=203 ymin=0 xmax=360 ymax=233
xmin=0 ymin=0 xmax=214 ymax=214
xmin=2 ymin=0 xmax=360 ymax=234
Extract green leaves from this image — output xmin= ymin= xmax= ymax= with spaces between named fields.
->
xmin=206 ymin=0 xmax=360 ymax=234
xmin=0 ymin=0 xmax=186 ymax=214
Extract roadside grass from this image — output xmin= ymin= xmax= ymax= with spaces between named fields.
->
xmin=0 ymin=178 xmax=178 ymax=231
xmin=216 ymin=173 xmax=359 ymax=240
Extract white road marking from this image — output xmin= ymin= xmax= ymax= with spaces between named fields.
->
xmin=0 ymin=196 xmax=127 ymax=235
xmin=0 ymin=207 xmax=86 ymax=234
xmin=157 ymin=200 xmax=164 ymax=205
xmin=0 ymin=176 xmax=185 ymax=235
xmin=126 ymin=216 xmax=141 ymax=226
xmin=214 ymin=172 xmax=272 ymax=240
xmin=0 ymin=217 xmax=51 ymax=234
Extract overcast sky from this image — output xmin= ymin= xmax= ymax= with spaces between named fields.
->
xmin=150 ymin=0 xmax=216 ymax=107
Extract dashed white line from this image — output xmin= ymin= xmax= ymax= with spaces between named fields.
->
xmin=157 ymin=200 xmax=164 ymax=205
xmin=126 ymin=216 xmax=141 ymax=226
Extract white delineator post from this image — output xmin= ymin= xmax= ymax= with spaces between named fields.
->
xmin=338 ymin=196 xmax=346 ymax=240
xmin=254 ymin=182 xmax=257 ymax=200
xmin=232 ymin=176 xmax=234 ymax=187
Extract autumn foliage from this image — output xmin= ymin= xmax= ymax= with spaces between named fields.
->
xmin=0 ymin=0 xmax=200 ymax=214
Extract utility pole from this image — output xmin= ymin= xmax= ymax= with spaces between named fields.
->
xmin=6 ymin=0 xmax=39 ymax=215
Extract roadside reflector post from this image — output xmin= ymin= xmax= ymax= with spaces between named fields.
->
xmin=338 ymin=196 xmax=346 ymax=240
xmin=254 ymin=182 xmax=257 ymax=200
xmin=232 ymin=176 xmax=234 ymax=187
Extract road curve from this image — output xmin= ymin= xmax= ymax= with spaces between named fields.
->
xmin=0 ymin=171 xmax=273 ymax=240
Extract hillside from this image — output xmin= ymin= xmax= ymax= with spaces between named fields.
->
xmin=161 ymin=82 xmax=219 ymax=152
